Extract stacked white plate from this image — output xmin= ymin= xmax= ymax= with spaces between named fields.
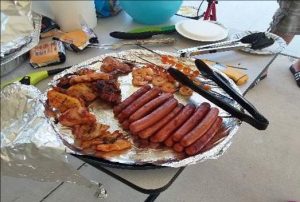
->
xmin=176 ymin=19 xmax=229 ymax=42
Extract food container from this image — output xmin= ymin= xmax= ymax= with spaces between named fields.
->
xmin=1 ymin=13 xmax=42 ymax=76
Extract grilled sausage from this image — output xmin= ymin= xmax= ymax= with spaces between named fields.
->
xmin=138 ymin=104 xmax=183 ymax=139
xmin=113 ymin=85 xmax=151 ymax=115
xmin=172 ymin=102 xmax=211 ymax=142
xmin=121 ymin=120 xmax=130 ymax=130
xmin=185 ymin=117 xmax=223 ymax=156
xmin=129 ymin=98 xmax=178 ymax=133
xmin=173 ymin=143 xmax=184 ymax=153
xmin=117 ymin=87 xmax=161 ymax=122
xmin=180 ymin=107 xmax=219 ymax=147
xmin=200 ymin=125 xmax=229 ymax=153
xmin=164 ymin=136 xmax=175 ymax=147
xmin=129 ymin=93 xmax=173 ymax=122
xmin=150 ymin=104 xmax=196 ymax=143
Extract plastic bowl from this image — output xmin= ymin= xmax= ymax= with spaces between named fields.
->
xmin=119 ymin=0 xmax=182 ymax=25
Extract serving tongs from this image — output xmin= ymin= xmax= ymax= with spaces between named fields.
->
xmin=167 ymin=59 xmax=269 ymax=130
xmin=178 ymin=32 xmax=275 ymax=57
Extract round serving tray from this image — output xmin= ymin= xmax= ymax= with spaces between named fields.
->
xmin=47 ymin=49 xmax=242 ymax=169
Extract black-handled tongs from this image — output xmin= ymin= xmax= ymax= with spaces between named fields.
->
xmin=167 ymin=59 xmax=269 ymax=130
xmin=178 ymin=32 xmax=275 ymax=57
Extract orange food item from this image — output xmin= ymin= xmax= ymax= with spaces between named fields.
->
xmin=96 ymin=139 xmax=132 ymax=152
xmin=58 ymin=107 xmax=96 ymax=127
xmin=161 ymin=82 xmax=177 ymax=93
xmin=47 ymin=89 xmax=83 ymax=112
xmin=152 ymin=76 xmax=167 ymax=87
xmin=179 ymin=86 xmax=193 ymax=96
xmin=66 ymin=83 xmax=97 ymax=102
xmin=183 ymin=67 xmax=191 ymax=75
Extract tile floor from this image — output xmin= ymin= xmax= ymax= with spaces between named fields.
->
xmin=1 ymin=1 xmax=300 ymax=202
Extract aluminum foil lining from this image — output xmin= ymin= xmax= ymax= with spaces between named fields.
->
xmin=49 ymin=49 xmax=242 ymax=168
xmin=1 ymin=12 xmax=42 ymax=75
xmin=1 ymin=83 xmax=107 ymax=199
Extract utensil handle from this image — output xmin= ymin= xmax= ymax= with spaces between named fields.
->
xmin=110 ymin=32 xmax=154 ymax=39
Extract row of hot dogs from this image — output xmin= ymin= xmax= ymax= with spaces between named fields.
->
xmin=113 ymin=85 xmax=224 ymax=156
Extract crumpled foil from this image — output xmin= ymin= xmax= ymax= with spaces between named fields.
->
xmin=49 ymin=49 xmax=242 ymax=168
xmin=1 ymin=1 xmax=42 ymax=75
xmin=1 ymin=83 xmax=107 ymax=199
xmin=1 ymin=0 xmax=33 ymax=57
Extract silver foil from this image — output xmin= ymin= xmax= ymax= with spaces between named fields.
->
xmin=1 ymin=83 xmax=107 ymax=198
xmin=1 ymin=0 xmax=32 ymax=56
xmin=48 ymin=49 xmax=242 ymax=168
xmin=1 ymin=12 xmax=42 ymax=76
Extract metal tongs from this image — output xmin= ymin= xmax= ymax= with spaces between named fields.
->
xmin=178 ymin=32 xmax=275 ymax=57
xmin=167 ymin=59 xmax=269 ymax=130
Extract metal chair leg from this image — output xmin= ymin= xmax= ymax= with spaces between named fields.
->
xmin=145 ymin=193 xmax=160 ymax=202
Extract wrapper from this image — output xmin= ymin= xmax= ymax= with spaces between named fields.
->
xmin=48 ymin=49 xmax=242 ymax=168
xmin=1 ymin=83 xmax=107 ymax=199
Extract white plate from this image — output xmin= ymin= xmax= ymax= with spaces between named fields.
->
xmin=175 ymin=19 xmax=229 ymax=42
xmin=232 ymin=31 xmax=287 ymax=55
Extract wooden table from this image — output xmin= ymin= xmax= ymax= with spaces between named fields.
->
xmin=0 ymin=11 xmax=277 ymax=202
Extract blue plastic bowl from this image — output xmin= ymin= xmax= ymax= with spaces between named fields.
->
xmin=119 ymin=0 xmax=182 ymax=25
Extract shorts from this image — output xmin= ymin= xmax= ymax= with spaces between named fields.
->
xmin=269 ymin=0 xmax=300 ymax=35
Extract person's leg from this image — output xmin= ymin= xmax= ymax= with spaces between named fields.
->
xmin=269 ymin=0 xmax=300 ymax=87
xmin=289 ymin=59 xmax=300 ymax=87
xmin=271 ymin=31 xmax=300 ymax=87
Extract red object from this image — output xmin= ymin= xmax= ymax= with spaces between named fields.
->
xmin=204 ymin=0 xmax=217 ymax=21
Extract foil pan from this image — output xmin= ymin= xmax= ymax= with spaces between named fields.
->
xmin=1 ymin=0 xmax=33 ymax=57
xmin=1 ymin=83 xmax=107 ymax=199
xmin=48 ymin=49 xmax=242 ymax=168
xmin=0 ymin=12 xmax=42 ymax=76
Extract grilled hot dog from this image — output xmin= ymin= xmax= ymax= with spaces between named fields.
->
xmin=150 ymin=104 xmax=195 ymax=143
xmin=129 ymin=98 xmax=178 ymax=133
xmin=172 ymin=102 xmax=211 ymax=142
xmin=185 ymin=117 xmax=223 ymax=156
xmin=173 ymin=143 xmax=184 ymax=153
xmin=113 ymin=85 xmax=151 ymax=115
xmin=117 ymin=87 xmax=161 ymax=122
xmin=138 ymin=104 xmax=183 ymax=139
xmin=129 ymin=93 xmax=173 ymax=122
xmin=180 ymin=107 xmax=219 ymax=147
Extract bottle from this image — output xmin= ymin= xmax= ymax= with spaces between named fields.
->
xmin=49 ymin=1 xmax=97 ymax=32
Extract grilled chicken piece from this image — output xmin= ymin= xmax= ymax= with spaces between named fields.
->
xmin=66 ymin=83 xmax=97 ymax=102
xmin=58 ymin=107 xmax=96 ymax=127
xmin=96 ymin=139 xmax=132 ymax=152
xmin=92 ymin=79 xmax=121 ymax=104
xmin=72 ymin=123 xmax=109 ymax=140
xmin=47 ymin=89 xmax=83 ymax=113
xmin=69 ymin=72 xmax=111 ymax=85
xmin=101 ymin=56 xmax=133 ymax=75
xmin=56 ymin=68 xmax=96 ymax=89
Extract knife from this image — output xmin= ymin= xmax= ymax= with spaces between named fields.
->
xmin=1 ymin=66 xmax=71 ymax=88
xmin=110 ymin=25 xmax=176 ymax=40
